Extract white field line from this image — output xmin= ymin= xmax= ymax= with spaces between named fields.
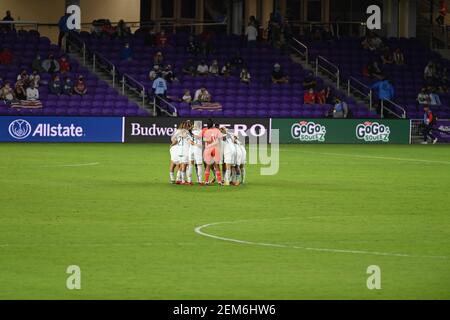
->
xmin=195 ymin=221 xmax=449 ymax=260
xmin=287 ymin=151 xmax=450 ymax=165
xmin=0 ymin=162 xmax=100 ymax=169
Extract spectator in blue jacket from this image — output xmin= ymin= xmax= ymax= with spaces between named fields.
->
xmin=58 ymin=13 xmax=71 ymax=50
xmin=120 ymin=43 xmax=133 ymax=61
xmin=49 ymin=75 xmax=62 ymax=96
xmin=371 ymin=78 xmax=394 ymax=115
xmin=371 ymin=78 xmax=394 ymax=100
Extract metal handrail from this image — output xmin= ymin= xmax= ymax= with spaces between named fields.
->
xmin=347 ymin=76 xmax=373 ymax=110
xmin=93 ymin=51 xmax=116 ymax=87
xmin=381 ymin=99 xmax=406 ymax=119
xmin=122 ymin=74 xmax=146 ymax=108
xmin=156 ymin=95 xmax=178 ymax=117
xmin=316 ymin=55 xmax=340 ymax=89
xmin=289 ymin=36 xmax=309 ymax=64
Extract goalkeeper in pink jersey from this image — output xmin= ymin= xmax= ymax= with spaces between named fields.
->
xmin=202 ymin=120 xmax=223 ymax=185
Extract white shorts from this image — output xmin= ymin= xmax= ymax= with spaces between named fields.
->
xmin=236 ymin=145 xmax=246 ymax=166
xmin=223 ymin=144 xmax=237 ymax=165
xmin=170 ymin=145 xmax=180 ymax=164
xmin=189 ymin=146 xmax=203 ymax=165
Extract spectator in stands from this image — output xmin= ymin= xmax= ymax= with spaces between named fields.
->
xmin=49 ymin=75 xmax=62 ymax=96
xmin=417 ymin=88 xmax=431 ymax=107
xmin=149 ymin=65 xmax=160 ymax=81
xmin=17 ymin=70 xmax=29 ymax=85
xmin=120 ymin=43 xmax=133 ymax=61
xmin=14 ymin=81 xmax=26 ymax=100
xmin=381 ymin=48 xmax=394 ymax=64
xmin=221 ymin=62 xmax=232 ymax=77
xmin=332 ymin=98 xmax=349 ymax=118
xmin=371 ymin=78 xmax=394 ymax=113
xmin=155 ymin=30 xmax=168 ymax=47
xmin=302 ymin=71 xmax=317 ymax=90
xmin=63 ymin=77 xmax=73 ymax=95
xmin=197 ymin=61 xmax=209 ymax=76
xmin=144 ymin=27 xmax=156 ymax=46
xmin=424 ymin=61 xmax=437 ymax=83
xmin=152 ymin=73 xmax=167 ymax=100
xmin=182 ymin=59 xmax=196 ymax=76
xmin=58 ymin=12 xmax=71 ymax=50
xmin=316 ymin=87 xmax=332 ymax=104
xmin=231 ymin=52 xmax=244 ymax=69
xmin=393 ymin=48 xmax=405 ymax=65
xmin=303 ymin=88 xmax=316 ymax=104
xmin=428 ymin=87 xmax=442 ymax=105
xmin=153 ymin=51 xmax=164 ymax=66
xmin=240 ymin=68 xmax=251 ymax=84
xmin=209 ymin=60 xmax=220 ymax=76
xmin=436 ymin=0 xmax=447 ymax=27
xmin=59 ymin=56 xmax=71 ymax=73
xmin=91 ymin=20 xmax=102 ymax=37
xmin=162 ymin=64 xmax=178 ymax=83
xmin=362 ymin=31 xmax=383 ymax=51
xmin=74 ymin=75 xmax=87 ymax=96
xmin=101 ymin=20 xmax=116 ymax=37
xmin=1 ymin=10 xmax=14 ymax=32
xmin=0 ymin=81 xmax=14 ymax=103
xmin=29 ymin=71 xmax=41 ymax=88
xmin=26 ymin=83 xmax=39 ymax=101
xmin=194 ymin=87 xmax=211 ymax=103
xmin=116 ymin=20 xmax=131 ymax=38
xmin=182 ymin=90 xmax=192 ymax=104
xmin=272 ymin=63 xmax=289 ymax=84
xmin=32 ymin=54 xmax=44 ymax=73
xmin=0 ymin=47 xmax=13 ymax=65
xmin=365 ymin=61 xmax=384 ymax=79
xmin=42 ymin=54 xmax=60 ymax=74
xmin=245 ymin=19 xmax=258 ymax=47
xmin=199 ymin=30 xmax=214 ymax=54
xmin=186 ymin=35 xmax=199 ymax=54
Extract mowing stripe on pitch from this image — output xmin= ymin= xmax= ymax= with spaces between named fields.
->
xmin=195 ymin=221 xmax=448 ymax=259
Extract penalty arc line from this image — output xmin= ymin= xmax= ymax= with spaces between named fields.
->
xmin=194 ymin=221 xmax=449 ymax=260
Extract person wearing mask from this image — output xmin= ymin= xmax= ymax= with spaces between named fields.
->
xmin=26 ymin=84 xmax=39 ymax=101
xmin=63 ymin=77 xmax=74 ymax=95
xmin=74 ymin=75 xmax=87 ymax=95
xmin=49 ymin=75 xmax=62 ymax=95
xmin=332 ymin=98 xmax=349 ymax=118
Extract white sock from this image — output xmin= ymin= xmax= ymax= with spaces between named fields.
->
xmin=176 ymin=171 xmax=181 ymax=181
xmin=231 ymin=170 xmax=236 ymax=183
xmin=197 ymin=165 xmax=203 ymax=183
xmin=241 ymin=168 xmax=245 ymax=183
xmin=225 ymin=169 xmax=231 ymax=183
xmin=181 ymin=171 xmax=186 ymax=183
xmin=170 ymin=172 xmax=174 ymax=182
xmin=187 ymin=165 xmax=192 ymax=183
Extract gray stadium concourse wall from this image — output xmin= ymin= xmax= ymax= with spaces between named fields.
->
xmin=0 ymin=116 xmax=413 ymax=144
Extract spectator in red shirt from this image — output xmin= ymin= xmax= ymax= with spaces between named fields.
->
xmin=0 ymin=47 xmax=13 ymax=65
xmin=59 ymin=56 xmax=71 ymax=74
xmin=155 ymin=30 xmax=168 ymax=47
xmin=303 ymin=88 xmax=316 ymax=104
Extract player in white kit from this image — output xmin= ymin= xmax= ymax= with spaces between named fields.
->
xmin=169 ymin=121 xmax=184 ymax=183
xmin=187 ymin=121 xmax=204 ymax=184
xmin=234 ymin=134 xmax=247 ymax=184
xmin=220 ymin=127 xmax=237 ymax=186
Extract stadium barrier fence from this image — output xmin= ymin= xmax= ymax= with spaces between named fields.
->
xmin=3 ymin=116 xmax=449 ymax=144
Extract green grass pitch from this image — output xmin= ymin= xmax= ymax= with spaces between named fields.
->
xmin=0 ymin=143 xmax=449 ymax=299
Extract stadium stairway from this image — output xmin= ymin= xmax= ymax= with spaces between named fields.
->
xmin=66 ymin=44 xmax=156 ymax=116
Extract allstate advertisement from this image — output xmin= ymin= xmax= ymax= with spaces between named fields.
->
xmin=273 ymin=119 xmax=411 ymax=144
xmin=0 ymin=117 xmax=123 ymax=142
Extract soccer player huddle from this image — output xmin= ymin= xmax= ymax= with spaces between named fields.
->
xmin=169 ymin=119 xmax=246 ymax=186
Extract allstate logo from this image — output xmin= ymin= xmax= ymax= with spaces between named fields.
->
xmin=8 ymin=119 xmax=32 ymax=140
